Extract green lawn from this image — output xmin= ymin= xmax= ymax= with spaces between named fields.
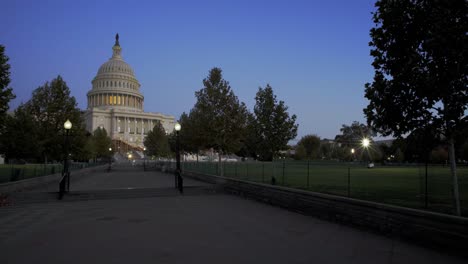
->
xmin=183 ymin=161 xmax=468 ymax=216
xmin=0 ymin=163 xmax=100 ymax=184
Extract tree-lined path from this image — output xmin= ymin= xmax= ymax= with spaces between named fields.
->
xmin=0 ymin=163 xmax=465 ymax=264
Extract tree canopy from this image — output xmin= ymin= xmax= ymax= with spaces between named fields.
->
xmin=364 ymin=0 xmax=467 ymax=215
xmin=335 ymin=121 xmax=375 ymax=147
xmin=191 ymin=67 xmax=248 ymax=158
xmin=144 ymin=122 xmax=171 ymax=158
xmin=24 ymin=76 xmax=84 ymax=162
xmin=0 ymin=45 xmax=15 ymax=142
xmin=251 ymin=84 xmax=298 ymax=161
xmin=296 ymin=134 xmax=321 ymax=160
xmin=0 ymin=105 xmax=40 ymax=162
xmin=0 ymin=45 xmax=15 ymax=117
xmin=91 ymin=127 xmax=112 ymax=159
xmin=2 ymin=75 xmax=87 ymax=163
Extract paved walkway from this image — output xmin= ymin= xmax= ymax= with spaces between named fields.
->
xmin=0 ymin=164 xmax=465 ymax=263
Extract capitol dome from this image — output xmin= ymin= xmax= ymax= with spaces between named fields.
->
xmin=87 ymin=34 xmax=144 ymax=112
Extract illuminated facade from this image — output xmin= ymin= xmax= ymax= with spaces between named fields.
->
xmin=84 ymin=34 xmax=175 ymax=149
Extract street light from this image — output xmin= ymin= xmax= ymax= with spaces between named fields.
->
xmin=361 ymin=138 xmax=370 ymax=148
xmin=59 ymin=119 xmax=72 ymax=199
xmin=143 ymin=147 xmax=147 ymax=171
xmin=351 ymin=148 xmax=355 ymax=162
xmin=361 ymin=137 xmax=373 ymax=167
xmin=108 ymin=147 xmax=112 ymax=172
xmin=175 ymin=122 xmax=183 ymax=193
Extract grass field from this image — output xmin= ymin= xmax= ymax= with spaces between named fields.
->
xmin=0 ymin=163 xmax=102 ymax=184
xmin=182 ymin=161 xmax=468 ymax=216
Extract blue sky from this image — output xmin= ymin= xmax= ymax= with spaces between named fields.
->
xmin=2 ymin=0 xmax=378 ymax=141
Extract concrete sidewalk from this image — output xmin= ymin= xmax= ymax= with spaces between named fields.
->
xmin=22 ymin=163 xmax=209 ymax=193
xmin=0 ymin=164 xmax=465 ymax=263
xmin=0 ymin=193 xmax=465 ymax=264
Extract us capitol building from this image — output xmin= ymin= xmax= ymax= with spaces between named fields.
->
xmin=84 ymin=34 xmax=176 ymax=152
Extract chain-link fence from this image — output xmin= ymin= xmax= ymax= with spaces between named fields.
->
xmin=0 ymin=162 xmax=105 ymax=184
xmin=181 ymin=161 xmax=468 ymax=216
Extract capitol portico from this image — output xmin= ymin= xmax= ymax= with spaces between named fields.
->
xmin=84 ymin=34 xmax=176 ymax=150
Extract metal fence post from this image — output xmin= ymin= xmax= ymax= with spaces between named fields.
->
xmin=307 ymin=160 xmax=310 ymax=189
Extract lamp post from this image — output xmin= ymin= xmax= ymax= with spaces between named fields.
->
xmin=174 ymin=122 xmax=183 ymax=193
xmin=59 ymin=119 xmax=72 ymax=199
xmin=351 ymin=148 xmax=355 ymax=161
xmin=108 ymin=147 xmax=112 ymax=172
xmin=128 ymin=153 xmax=133 ymax=165
xmin=361 ymin=138 xmax=372 ymax=167
xmin=143 ymin=147 xmax=147 ymax=171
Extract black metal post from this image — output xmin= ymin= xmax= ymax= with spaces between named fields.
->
xmin=307 ymin=160 xmax=310 ymax=189
xmin=59 ymin=129 xmax=70 ymax=199
xmin=175 ymin=130 xmax=183 ymax=193
xmin=425 ymin=160 xmax=428 ymax=209
xmin=108 ymin=150 xmax=112 ymax=172
xmin=65 ymin=129 xmax=70 ymax=192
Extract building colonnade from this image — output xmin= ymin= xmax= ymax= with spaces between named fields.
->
xmin=88 ymin=93 xmax=143 ymax=110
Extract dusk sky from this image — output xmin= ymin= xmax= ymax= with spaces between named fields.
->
xmin=3 ymin=0 xmax=378 ymax=142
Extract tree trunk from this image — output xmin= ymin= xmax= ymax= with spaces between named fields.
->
xmin=448 ymin=137 xmax=461 ymax=216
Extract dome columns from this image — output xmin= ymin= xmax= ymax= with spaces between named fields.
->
xmin=87 ymin=92 xmax=143 ymax=110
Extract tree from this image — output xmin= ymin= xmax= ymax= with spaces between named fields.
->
xmin=296 ymin=134 xmax=321 ymax=160
xmin=251 ymin=84 xmax=298 ymax=161
xmin=235 ymin=112 xmax=259 ymax=159
xmin=335 ymin=121 xmax=375 ymax=148
xmin=364 ymin=0 xmax=467 ymax=215
xmin=23 ymin=76 xmax=84 ymax=162
xmin=192 ymin=67 xmax=248 ymax=170
xmin=0 ymin=45 xmax=16 ymax=147
xmin=0 ymin=105 xmax=41 ymax=162
xmin=144 ymin=122 xmax=171 ymax=158
xmin=178 ymin=111 xmax=205 ymax=157
xmin=91 ymin=127 xmax=112 ymax=159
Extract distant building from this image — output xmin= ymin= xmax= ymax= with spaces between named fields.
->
xmin=374 ymin=139 xmax=395 ymax=147
xmin=84 ymin=34 xmax=176 ymax=151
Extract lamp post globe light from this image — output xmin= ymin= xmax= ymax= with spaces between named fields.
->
xmin=175 ymin=122 xmax=183 ymax=193
xmin=361 ymin=138 xmax=374 ymax=168
xmin=59 ymin=119 xmax=72 ymax=199
xmin=361 ymin=138 xmax=370 ymax=148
